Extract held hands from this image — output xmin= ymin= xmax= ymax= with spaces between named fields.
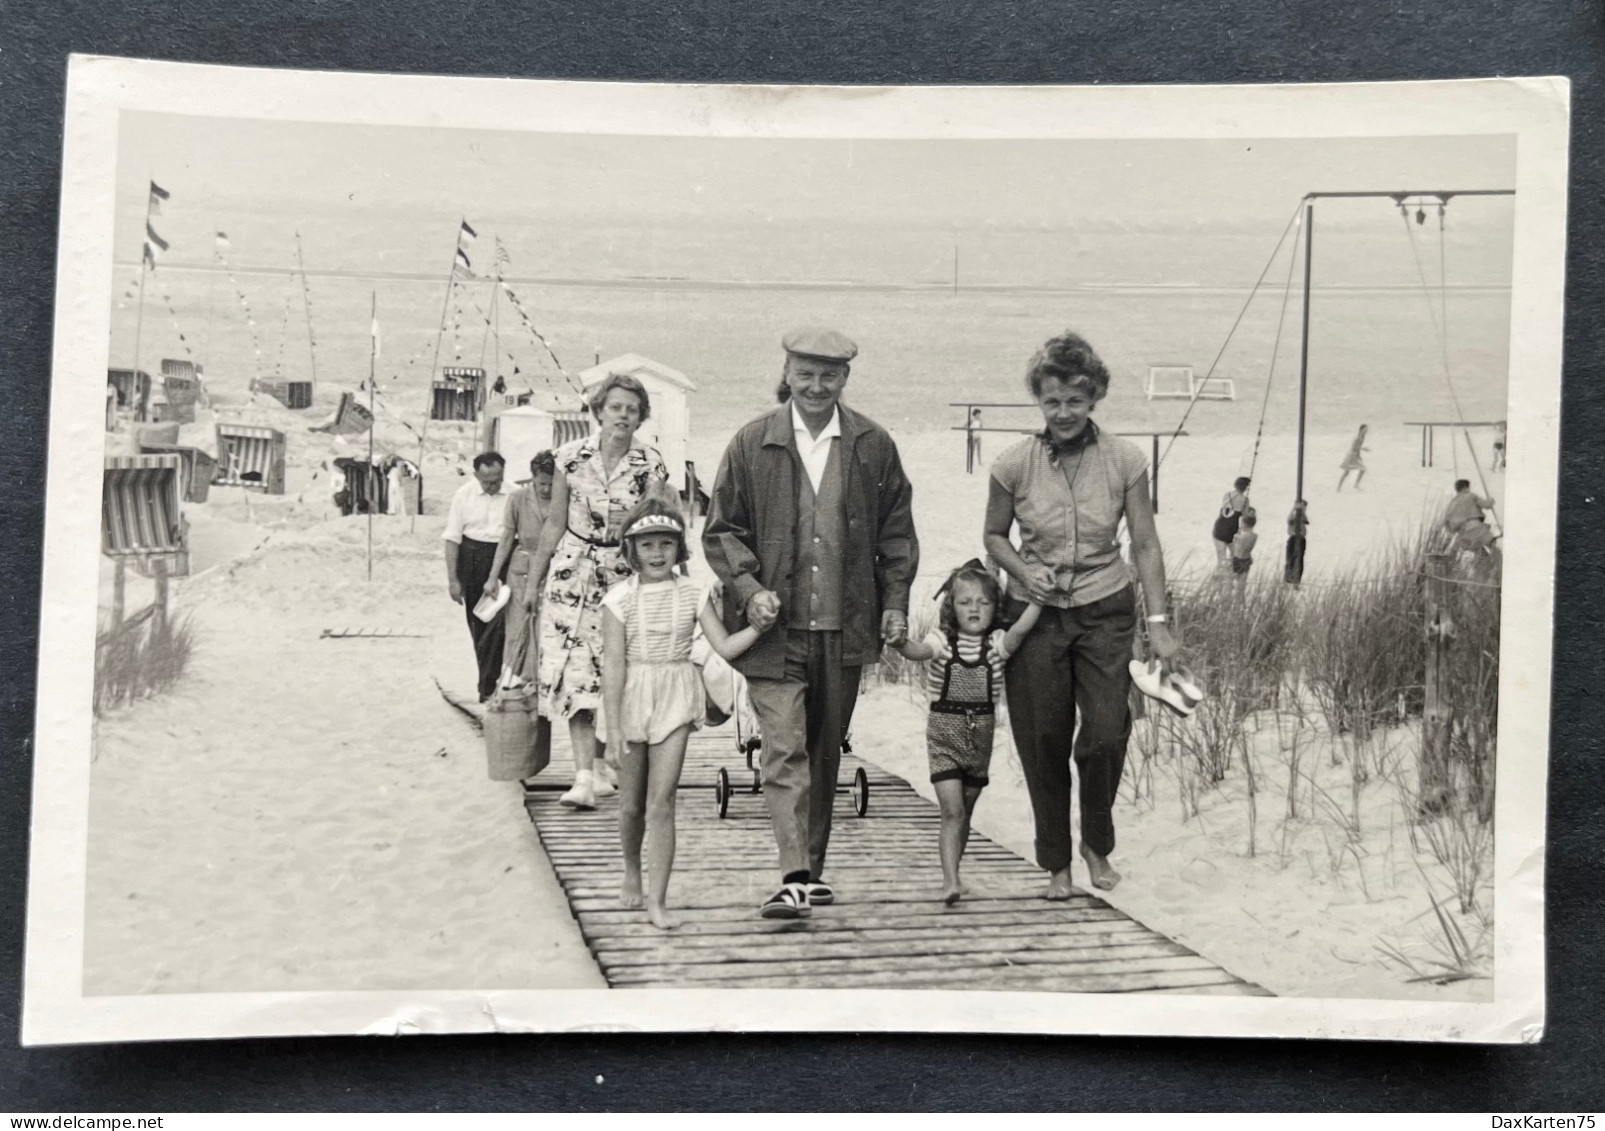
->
xmin=1023 ymin=564 xmax=1059 ymax=605
xmin=881 ymin=609 xmax=909 ymax=649
xmin=746 ymin=590 xmax=782 ymax=633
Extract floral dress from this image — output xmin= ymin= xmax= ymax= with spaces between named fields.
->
xmin=537 ymin=433 xmax=670 ymax=720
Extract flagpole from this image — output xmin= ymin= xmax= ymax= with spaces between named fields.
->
xmin=295 ymin=231 xmax=320 ymax=395
xmin=417 ymin=217 xmax=465 ymax=511
xmin=490 ymin=249 xmax=501 ymax=381
xmin=130 ymin=180 xmax=154 ymax=421
xmin=204 ymin=234 xmax=220 ymax=378
xmin=368 ymin=291 xmax=377 ymax=582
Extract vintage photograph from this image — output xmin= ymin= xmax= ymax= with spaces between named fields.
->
xmin=24 ymin=62 xmax=1566 ymax=1043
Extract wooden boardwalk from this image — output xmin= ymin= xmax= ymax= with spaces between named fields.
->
xmin=524 ymin=733 xmax=1271 ymax=995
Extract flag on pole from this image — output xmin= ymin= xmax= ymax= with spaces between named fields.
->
xmin=148 ymin=180 xmax=170 ymax=215
xmin=143 ymin=221 xmax=169 ymax=270
xmin=495 ymin=238 xmax=510 ymax=267
xmin=456 ymin=220 xmax=477 ymax=270
xmin=371 ymin=312 xmax=381 ymax=358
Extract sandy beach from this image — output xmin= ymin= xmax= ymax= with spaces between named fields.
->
xmin=85 ymin=509 xmax=604 ymax=995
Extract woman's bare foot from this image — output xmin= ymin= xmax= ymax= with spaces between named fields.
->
xmin=1043 ymin=866 xmax=1075 ymax=901
xmin=940 ymin=883 xmax=962 ymax=906
xmin=1080 ymin=846 xmax=1121 ymax=891
xmin=619 ymin=874 xmax=645 ymax=910
xmin=646 ymin=902 xmax=680 ymax=930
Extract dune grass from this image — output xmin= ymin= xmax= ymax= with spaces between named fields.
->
xmin=93 ymin=608 xmax=196 ymax=717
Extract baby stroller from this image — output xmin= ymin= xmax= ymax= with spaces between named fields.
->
xmin=693 ymin=638 xmax=870 ymax=820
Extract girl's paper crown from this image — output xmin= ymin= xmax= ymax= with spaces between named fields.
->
xmin=623 ymin=513 xmax=685 ymax=540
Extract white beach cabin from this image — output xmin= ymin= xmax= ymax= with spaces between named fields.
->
xmin=487 ymin=405 xmax=558 ymax=485
xmin=577 ymin=354 xmax=696 ymax=494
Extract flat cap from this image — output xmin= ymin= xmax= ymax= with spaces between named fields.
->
xmin=782 ymin=327 xmax=858 ymax=362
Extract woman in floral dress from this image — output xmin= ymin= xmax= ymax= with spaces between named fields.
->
xmin=528 ymin=373 xmax=670 ymax=810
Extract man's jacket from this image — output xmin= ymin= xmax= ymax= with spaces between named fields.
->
xmin=702 ymin=402 xmax=919 ymax=678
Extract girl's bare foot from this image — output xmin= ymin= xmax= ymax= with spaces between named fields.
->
xmin=1043 ymin=866 xmax=1075 ymax=901
xmin=1080 ymin=846 xmax=1121 ymax=891
xmin=940 ymin=885 xmax=962 ymax=906
xmin=646 ymin=902 xmax=680 ymax=930
xmin=619 ymin=875 xmax=645 ymax=910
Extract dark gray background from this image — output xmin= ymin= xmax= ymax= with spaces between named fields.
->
xmin=3 ymin=0 xmax=1600 ymax=1112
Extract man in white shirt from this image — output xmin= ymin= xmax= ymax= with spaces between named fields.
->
xmin=443 ymin=451 xmax=513 ymax=701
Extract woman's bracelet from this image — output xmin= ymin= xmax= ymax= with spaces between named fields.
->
xmin=1145 ymin=613 xmax=1169 ymax=624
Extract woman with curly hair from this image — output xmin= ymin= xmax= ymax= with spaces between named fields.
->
xmin=983 ymin=331 xmax=1180 ymax=895
xmin=528 ymin=373 xmax=671 ymax=811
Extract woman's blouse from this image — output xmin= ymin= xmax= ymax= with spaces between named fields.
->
xmin=507 ymin=485 xmax=549 ymax=553
xmin=991 ymin=426 xmax=1149 ymax=608
xmin=557 ymin=433 xmax=670 ymax=546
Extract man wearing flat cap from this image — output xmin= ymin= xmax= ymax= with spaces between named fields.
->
xmin=704 ymin=328 xmax=919 ymax=919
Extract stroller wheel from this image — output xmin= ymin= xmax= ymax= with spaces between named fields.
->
xmin=715 ymin=767 xmax=730 ymax=819
xmin=853 ymin=766 xmax=869 ymax=817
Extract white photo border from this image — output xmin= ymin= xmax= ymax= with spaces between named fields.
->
xmin=24 ymin=55 xmax=1568 ymax=1045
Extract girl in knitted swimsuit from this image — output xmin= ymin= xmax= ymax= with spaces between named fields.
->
xmin=601 ymin=498 xmax=767 ymax=929
xmin=892 ymin=561 xmax=1041 ymax=904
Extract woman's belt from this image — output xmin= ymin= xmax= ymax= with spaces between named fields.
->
xmin=567 ymin=526 xmax=621 ymax=548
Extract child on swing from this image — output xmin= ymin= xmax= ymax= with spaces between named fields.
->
xmin=601 ymin=496 xmax=767 ymax=930
xmin=890 ymin=560 xmax=1041 ymax=905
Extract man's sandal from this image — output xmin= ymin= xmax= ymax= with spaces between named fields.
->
xmin=759 ymin=882 xmax=812 ymax=920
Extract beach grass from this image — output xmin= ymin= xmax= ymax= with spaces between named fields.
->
xmin=93 ymin=608 xmax=196 ymax=717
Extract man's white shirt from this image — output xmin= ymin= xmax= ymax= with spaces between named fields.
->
xmin=790 ymin=403 xmax=842 ymax=494
xmin=442 ymin=479 xmax=511 ymax=543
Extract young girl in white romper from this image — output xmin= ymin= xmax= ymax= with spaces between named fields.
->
xmin=601 ymin=498 xmax=767 ymax=929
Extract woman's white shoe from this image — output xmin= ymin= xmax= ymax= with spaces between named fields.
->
xmin=559 ymin=770 xmax=597 ymax=810
xmin=1128 ymin=659 xmax=1195 ymax=718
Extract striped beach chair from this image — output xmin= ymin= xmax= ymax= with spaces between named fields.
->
xmin=215 ymin=424 xmax=287 ymax=494
xmin=102 ymin=454 xmax=189 ymax=577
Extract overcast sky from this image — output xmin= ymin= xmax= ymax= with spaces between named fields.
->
xmin=115 ymin=112 xmax=1516 ymax=286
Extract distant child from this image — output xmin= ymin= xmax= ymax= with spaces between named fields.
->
xmin=1284 ymin=499 xmax=1309 ymax=586
xmin=1230 ymin=512 xmax=1259 ymax=580
xmin=1443 ymin=478 xmax=1499 ymax=564
xmin=891 ymin=560 xmax=1041 ymax=905
xmin=1211 ymin=476 xmax=1252 ymax=570
xmin=601 ymin=498 xmax=767 ymax=930
xmin=1337 ymin=423 xmax=1370 ymax=491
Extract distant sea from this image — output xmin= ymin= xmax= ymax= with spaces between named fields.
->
xmin=106 ymin=214 xmax=1514 ymax=444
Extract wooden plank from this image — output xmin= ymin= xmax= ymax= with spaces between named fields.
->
xmin=574 ymin=894 xmax=1112 ymax=928
xmin=589 ymin=916 xmax=1148 ymax=951
xmin=612 ymin=952 xmax=1223 ymax=987
xmin=642 ymin=970 xmax=1264 ymax=994
xmin=567 ymin=886 xmax=1054 ymax=913
xmin=579 ymin=905 xmax=1131 ymax=940
xmin=596 ymin=928 xmax=1171 ymax=968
